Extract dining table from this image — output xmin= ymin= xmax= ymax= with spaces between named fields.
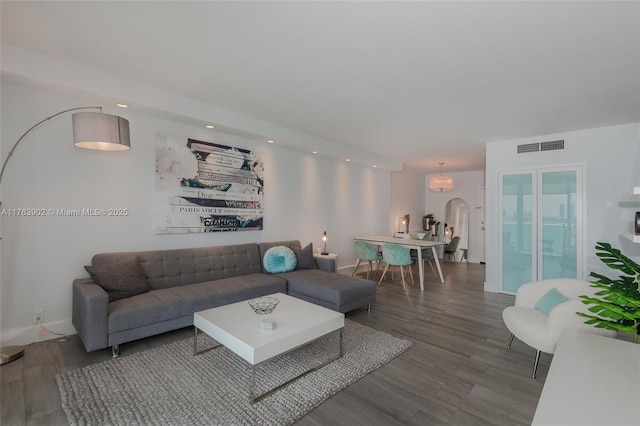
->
xmin=353 ymin=235 xmax=446 ymax=291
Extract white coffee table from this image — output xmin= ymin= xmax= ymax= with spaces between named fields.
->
xmin=193 ymin=292 xmax=345 ymax=403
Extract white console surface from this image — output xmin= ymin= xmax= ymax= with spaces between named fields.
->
xmin=532 ymin=331 xmax=640 ymax=426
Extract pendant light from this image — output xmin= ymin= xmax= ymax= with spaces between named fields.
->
xmin=429 ymin=162 xmax=454 ymax=193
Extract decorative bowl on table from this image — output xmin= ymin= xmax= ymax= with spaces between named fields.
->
xmin=415 ymin=233 xmax=426 ymax=240
xmin=248 ymin=297 xmax=280 ymax=315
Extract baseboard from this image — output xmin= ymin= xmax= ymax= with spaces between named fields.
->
xmin=1 ymin=318 xmax=76 ymax=346
xmin=337 ymin=263 xmax=372 ymax=275
xmin=336 ymin=265 xmax=354 ymax=275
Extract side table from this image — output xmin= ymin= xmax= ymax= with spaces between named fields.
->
xmin=314 ymin=253 xmax=338 ymax=261
xmin=314 ymin=253 xmax=338 ymax=272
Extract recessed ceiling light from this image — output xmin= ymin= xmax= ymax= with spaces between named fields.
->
xmin=312 ymin=150 xmax=318 ymax=154
xmin=346 ymin=159 xmax=351 ymax=162
xmin=206 ymin=125 xmax=215 ymax=129
xmin=372 ymin=165 xmax=377 ymax=168
xmin=267 ymin=140 xmax=275 ymax=144
xmin=116 ymin=103 xmax=128 ymax=108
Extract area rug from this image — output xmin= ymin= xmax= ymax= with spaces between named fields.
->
xmin=56 ymin=319 xmax=412 ymax=425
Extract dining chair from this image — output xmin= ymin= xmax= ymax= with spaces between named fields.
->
xmin=410 ymin=247 xmax=438 ymax=279
xmin=444 ymin=236 xmax=461 ymax=261
xmin=352 ymin=240 xmax=382 ymax=279
xmin=378 ymin=243 xmax=414 ymax=292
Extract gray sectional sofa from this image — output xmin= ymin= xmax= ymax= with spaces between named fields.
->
xmin=72 ymin=240 xmax=376 ymax=356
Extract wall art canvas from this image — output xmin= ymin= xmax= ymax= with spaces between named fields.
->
xmin=155 ymin=134 xmax=264 ymax=234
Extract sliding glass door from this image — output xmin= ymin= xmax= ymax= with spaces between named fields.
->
xmin=540 ymin=170 xmax=580 ymax=280
xmin=500 ymin=172 xmax=535 ymax=293
xmin=499 ymin=166 xmax=582 ymax=294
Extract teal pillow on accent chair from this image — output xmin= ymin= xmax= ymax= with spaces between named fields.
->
xmin=534 ymin=288 xmax=569 ymax=315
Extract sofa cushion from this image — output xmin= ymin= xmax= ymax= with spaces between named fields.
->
xmin=294 ymin=243 xmax=317 ymax=270
xmin=108 ymin=273 xmax=287 ymax=334
xmin=189 ymin=274 xmax=287 ymax=312
xmin=279 ymin=269 xmax=376 ymax=309
xmin=91 ymin=243 xmax=263 ymax=290
xmin=85 ymin=257 xmax=149 ymax=302
xmin=263 ymin=246 xmax=297 ymax=273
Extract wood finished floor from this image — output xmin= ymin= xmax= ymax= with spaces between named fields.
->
xmin=1 ymin=261 xmax=552 ymax=425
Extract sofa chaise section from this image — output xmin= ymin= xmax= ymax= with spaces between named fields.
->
xmin=258 ymin=240 xmax=377 ymax=313
xmin=281 ymin=269 xmax=376 ymax=313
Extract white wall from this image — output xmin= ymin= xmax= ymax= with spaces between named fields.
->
xmin=390 ymin=171 xmax=426 ymax=234
xmin=0 ymin=81 xmax=391 ymax=345
xmin=425 ymin=170 xmax=486 ymax=263
xmin=485 ymin=123 xmax=640 ymax=292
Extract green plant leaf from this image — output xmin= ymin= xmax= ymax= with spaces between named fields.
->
xmin=594 ymin=242 xmax=640 ymax=277
xmin=590 ymin=272 xmax=617 ymax=285
xmin=579 ymin=242 xmax=640 ymax=342
xmin=587 ymin=301 xmax=637 ymax=320
xmin=576 ymin=313 xmax=637 ymax=334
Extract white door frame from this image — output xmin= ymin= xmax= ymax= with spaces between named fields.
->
xmin=497 ymin=164 xmax=584 ymax=294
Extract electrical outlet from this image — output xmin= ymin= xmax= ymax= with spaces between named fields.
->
xmin=34 ymin=309 xmax=43 ymax=324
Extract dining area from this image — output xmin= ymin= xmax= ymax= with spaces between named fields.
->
xmin=352 ymin=234 xmax=447 ymax=292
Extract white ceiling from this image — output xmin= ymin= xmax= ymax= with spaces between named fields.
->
xmin=1 ymin=1 xmax=639 ymax=174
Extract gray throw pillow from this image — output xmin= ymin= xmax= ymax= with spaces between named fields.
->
xmin=294 ymin=243 xmax=317 ymax=270
xmin=85 ymin=257 xmax=149 ymax=302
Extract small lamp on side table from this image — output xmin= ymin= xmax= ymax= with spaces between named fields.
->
xmin=321 ymin=231 xmax=328 ymax=255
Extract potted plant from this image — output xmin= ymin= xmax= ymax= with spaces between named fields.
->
xmin=578 ymin=242 xmax=640 ymax=343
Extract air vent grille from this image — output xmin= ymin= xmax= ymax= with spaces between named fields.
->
xmin=517 ymin=140 xmax=565 ymax=154
xmin=541 ymin=140 xmax=565 ymax=151
xmin=517 ymin=143 xmax=540 ymax=154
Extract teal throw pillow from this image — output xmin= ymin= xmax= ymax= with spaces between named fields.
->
xmin=263 ymin=245 xmax=297 ymax=273
xmin=534 ymin=288 xmax=569 ymax=315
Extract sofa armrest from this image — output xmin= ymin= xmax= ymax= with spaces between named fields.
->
xmin=314 ymin=257 xmax=336 ymax=273
xmin=72 ymin=278 xmax=109 ymax=352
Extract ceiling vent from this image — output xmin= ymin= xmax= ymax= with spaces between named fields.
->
xmin=517 ymin=143 xmax=540 ymax=154
xmin=541 ymin=139 xmax=565 ymax=151
xmin=517 ymin=140 xmax=565 ymax=154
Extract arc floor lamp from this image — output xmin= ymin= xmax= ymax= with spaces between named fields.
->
xmin=0 ymin=106 xmax=131 ymax=365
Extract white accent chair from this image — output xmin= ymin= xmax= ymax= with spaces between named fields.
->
xmin=502 ymin=278 xmax=616 ymax=378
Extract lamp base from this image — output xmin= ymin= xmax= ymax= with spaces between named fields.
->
xmin=0 ymin=345 xmax=25 ymax=365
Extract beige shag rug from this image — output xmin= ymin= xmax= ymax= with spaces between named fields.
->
xmin=57 ymin=319 xmax=412 ymax=425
